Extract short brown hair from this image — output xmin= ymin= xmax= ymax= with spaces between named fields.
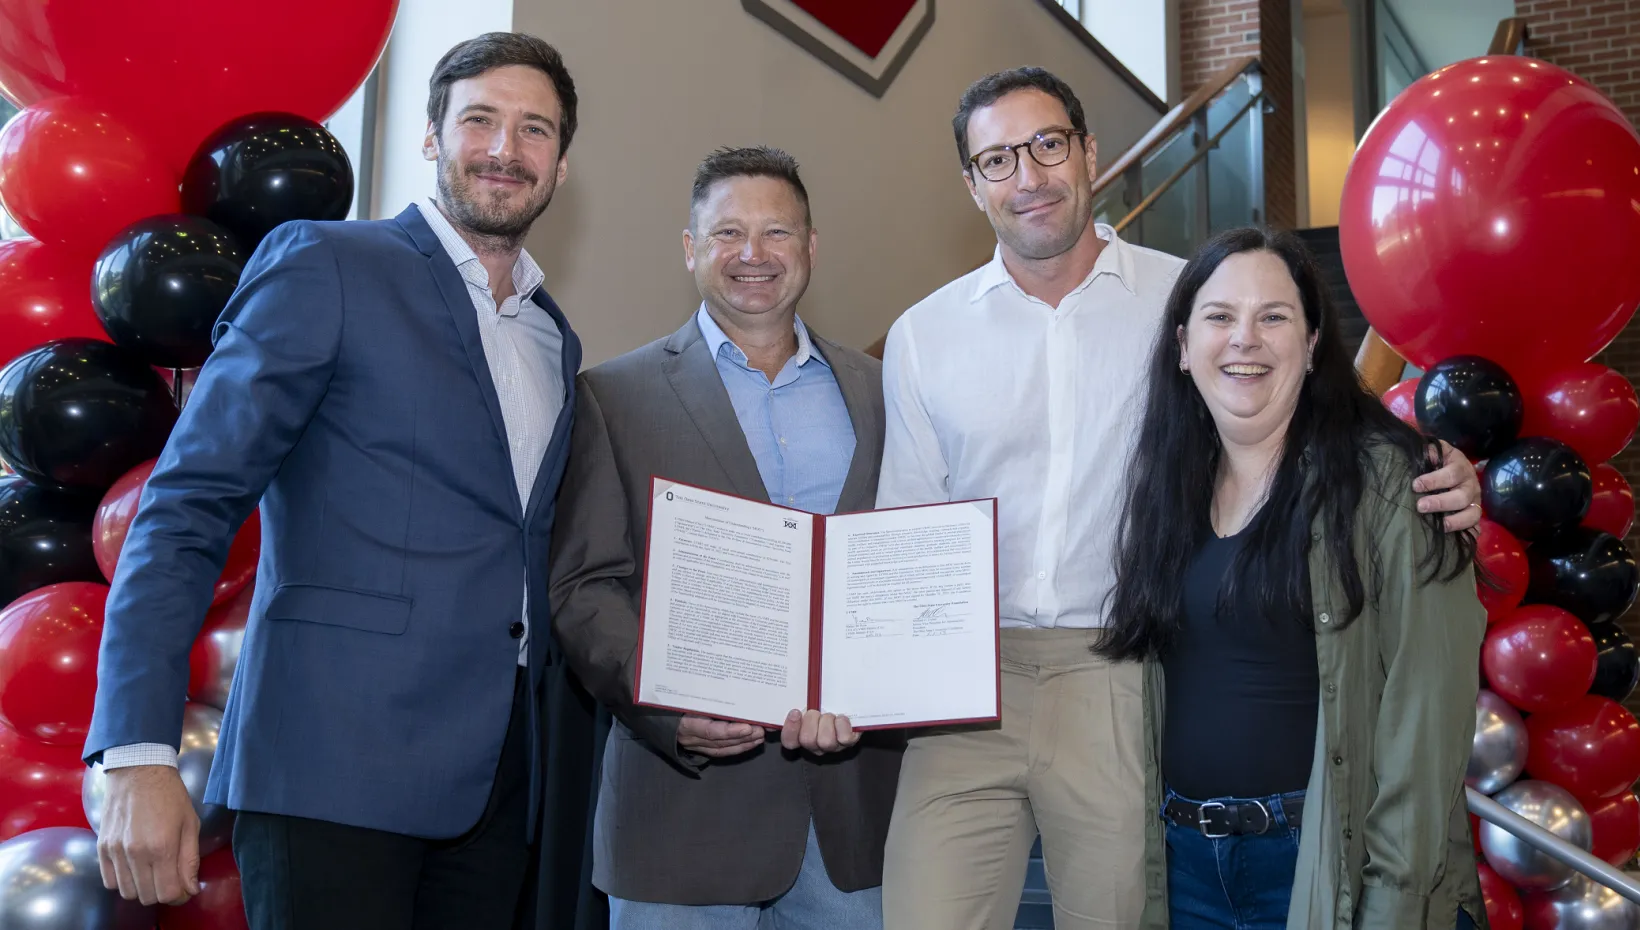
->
xmin=427 ymin=33 xmax=579 ymax=154
xmin=689 ymin=145 xmax=812 ymax=228
xmin=953 ymin=67 xmax=1088 ymax=169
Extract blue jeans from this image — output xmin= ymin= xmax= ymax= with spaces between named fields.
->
xmin=1165 ymin=788 xmax=1305 ymax=930
xmin=608 ymin=820 xmax=882 ymax=930
xmin=1163 ymin=788 xmax=1477 ymax=930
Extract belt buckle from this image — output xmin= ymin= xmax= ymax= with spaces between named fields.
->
xmin=1247 ymin=799 xmax=1272 ymax=835
xmin=1197 ymin=801 xmax=1229 ymax=839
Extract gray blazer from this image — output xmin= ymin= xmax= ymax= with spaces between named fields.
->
xmin=548 ymin=315 xmax=903 ymax=905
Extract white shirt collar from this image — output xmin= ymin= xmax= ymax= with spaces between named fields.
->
xmin=695 ymin=303 xmax=827 ymax=370
xmin=417 ymin=198 xmax=546 ymax=303
xmin=970 ymin=222 xmax=1137 ymax=303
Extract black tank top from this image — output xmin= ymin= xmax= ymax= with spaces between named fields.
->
xmin=1161 ymin=528 xmax=1320 ymax=800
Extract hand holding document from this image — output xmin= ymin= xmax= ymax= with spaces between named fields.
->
xmin=634 ymin=478 xmax=1000 ymax=730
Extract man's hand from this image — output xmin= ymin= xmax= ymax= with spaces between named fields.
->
xmin=97 ymin=765 xmax=201 ymax=906
xmin=677 ymin=716 xmax=767 ymax=758
xmin=780 ymin=709 xmax=860 ymax=754
xmin=1413 ymin=440 xmax=1483 ymax=533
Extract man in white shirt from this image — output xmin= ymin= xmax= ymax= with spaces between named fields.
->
xmin=875 ymin=67 xmax=1482 ymax=929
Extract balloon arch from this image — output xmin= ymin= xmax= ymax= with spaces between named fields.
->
xmin=0 ymin=1 xmax=397 ymax=926
xmin=1344 ymin=55 xmax=1640 ymax=928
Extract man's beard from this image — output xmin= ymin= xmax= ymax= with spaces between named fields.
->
xmin=436 ymin=158 xmax=554 ymax=249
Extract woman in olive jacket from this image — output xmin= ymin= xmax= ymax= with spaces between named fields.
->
xmin=1097 ymin=227 xmax=1487 ymax=929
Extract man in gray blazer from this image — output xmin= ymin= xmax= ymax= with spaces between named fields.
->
xmin=549 ymin=146 xmax=900 ymax=929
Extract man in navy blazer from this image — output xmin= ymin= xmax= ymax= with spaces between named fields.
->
xmin=84 ymin=32 xmax=597 ymax=930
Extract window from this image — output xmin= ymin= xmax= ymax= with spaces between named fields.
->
xmin=0 ymin=98 xmax=21 ymax=240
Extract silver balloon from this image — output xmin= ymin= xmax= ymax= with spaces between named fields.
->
xmin=1481 ymin=779 xmax=1594 ymax=892
xmin=0 ymin=827 xmax=151 ymax=929
xmin=1468 ymin=689 xmax=1529 ymax=794
xmin=83 ymin=703 xmax=234 ymax=856
xmin=1525 ymin=874 xmax=1640 ymax=930
xmin=191 ymin=601 xmax=246 ymax=710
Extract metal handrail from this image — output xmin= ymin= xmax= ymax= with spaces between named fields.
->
xmin=1112 ymin=86 xmax=1265 ymax=235
xmin=1467 ymin=787 xmax=1640 ymax=904
xmin=1090 ymin=57 xmax=1261 ymax=205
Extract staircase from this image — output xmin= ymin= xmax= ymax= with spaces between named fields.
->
xmin=1290 ymin=226 xmax=1370 ymax=357
xmin=1015 ymin=837 xmax=1054 ymax=927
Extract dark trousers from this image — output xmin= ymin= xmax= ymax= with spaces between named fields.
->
xmin=232 ymin=669 xmax=532 ymax=930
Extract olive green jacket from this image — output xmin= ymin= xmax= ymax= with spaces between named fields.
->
xmin=1138 ymin=448 xmax=1489 ymax=929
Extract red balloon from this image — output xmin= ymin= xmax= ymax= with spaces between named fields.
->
xmin=157 ymin=846 xmax=246 ymax=930
xmin=1585 ymin=463 xmax=1636 ymax=539
xmin=1477 ymin=862 xmax=1524 ymax=930
xmin=1340 ymin=57 xmax=1640 ymax=374
xmin=0 ymin=97 xmax=180 ymax=251
xmin=0 ymin=238 xmax=107 ymax=368
xmin=0 ymin=582 xmax=107 ymax=744
xmin=0 ymin=1 xmax=397 ymax=172
xmin=1585 ymin=791 xmax=1640 ymax=866
xmin=1519 ymin=363 xmax=1640 ymax=466
xmin=215 ymin=509 xmax=260 ymax=605
xmin=95 ymin=459 xmax=260 ymax=605
xmin=0 ymin=722 xmax=88 ymax=842
xmin=1482 ymin=604 xmax=1597 ymax=713
xmin=1476 ymin=519 xmax=1530 ymax=622
xmin=1382 ymin=378 xmax=1420 ymax=430
xmin=1526 ymin=694 xmax=1640 ymax=803
xmin=92 ymin=459 xmax=154 ymax=582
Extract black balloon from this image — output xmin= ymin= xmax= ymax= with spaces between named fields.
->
xmin=1528 ymin=527 xmax=1640 ymax=625
xmin=1585 ymin=619 xmax=1640 ymax=703
xmin=1481 ymin=437 xmax=1593 ymax=541
xmin=0 ymin=339 xmax=178 ymax=495
xmin=0 ymin=475 xmax=102 ymax=609
xmin=92 ymin=214 xmax=245 ymax=369
xmin=1414 ymin=356 xmax=1523 ymax=459
xmin=182 ymin=111 xmax=354 ymax=253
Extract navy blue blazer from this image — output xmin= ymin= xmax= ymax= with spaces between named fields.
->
xmin=85 ymin=204 xmax=583 ymax=840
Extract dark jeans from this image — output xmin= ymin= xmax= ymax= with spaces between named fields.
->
xmin=1163 ymin=788 xmax=1476 ymax=930
xmin=232 ymin=669 xmax=532 ymax=930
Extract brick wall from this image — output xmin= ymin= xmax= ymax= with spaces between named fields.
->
xmin=1514 ymin=0 xmax=1640 ymax=715
xmin=1258 ymin=0 xmax=1297 ymax=229
xmin=1180 ymin=0 xmax=1260 ymax=97
xmin=1178 ymin=0 xmax=1299 ymax=229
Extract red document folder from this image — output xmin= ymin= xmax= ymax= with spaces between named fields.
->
xmin=633 ymin=477 xmax=1001 ymax=730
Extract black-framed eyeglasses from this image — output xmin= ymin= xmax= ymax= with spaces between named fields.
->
xmin=967 ymin=128 xmax=1086 ymax=182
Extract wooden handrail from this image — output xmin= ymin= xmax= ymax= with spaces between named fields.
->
xmin=1091 ymin=56 xmax=1259 ymax=203
xmin=1355 ymin=16 xmax=1530 ymax=394
xmin=1489 ymin=17 xmax=1529 ymax=56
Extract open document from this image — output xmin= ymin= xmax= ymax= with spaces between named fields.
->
xmin=634 ymin=478 xmax=1000 ymax=730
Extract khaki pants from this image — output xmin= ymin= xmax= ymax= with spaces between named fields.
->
xmin=882 ymin=628 xmax=1147 ymax=930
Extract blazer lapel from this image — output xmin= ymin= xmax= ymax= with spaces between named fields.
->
xmin=810 ymin=332 xmax=883 ymax=515
xmin=396 ymin=205 xmax=513 ymax=485
xmin=661 ymin=318 xmax=770 ymax=502
xmin=522 ymin=285 xmax=583 ymax=525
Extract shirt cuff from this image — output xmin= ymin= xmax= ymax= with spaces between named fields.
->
xmin=101 ymin=743 xmax=179 ymax=769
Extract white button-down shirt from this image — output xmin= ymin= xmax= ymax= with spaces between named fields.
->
xmin=417 ymin=198 xmax=566 ymax=664
xmin=876 ymin=225 xmax=1184 ymax=629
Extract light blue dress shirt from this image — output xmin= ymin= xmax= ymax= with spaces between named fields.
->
xmin=695 ymin=305 xmax=855 ymax=516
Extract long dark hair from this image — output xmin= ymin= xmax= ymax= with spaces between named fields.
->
xmin=1095 ymin=227 xmax=1473 ymax=661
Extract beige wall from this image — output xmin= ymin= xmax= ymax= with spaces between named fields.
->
xmin=514 ymin=0 xmax=1163 ymax=366
xmin=1302 ymin=7 xmax=1354 ymax=227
